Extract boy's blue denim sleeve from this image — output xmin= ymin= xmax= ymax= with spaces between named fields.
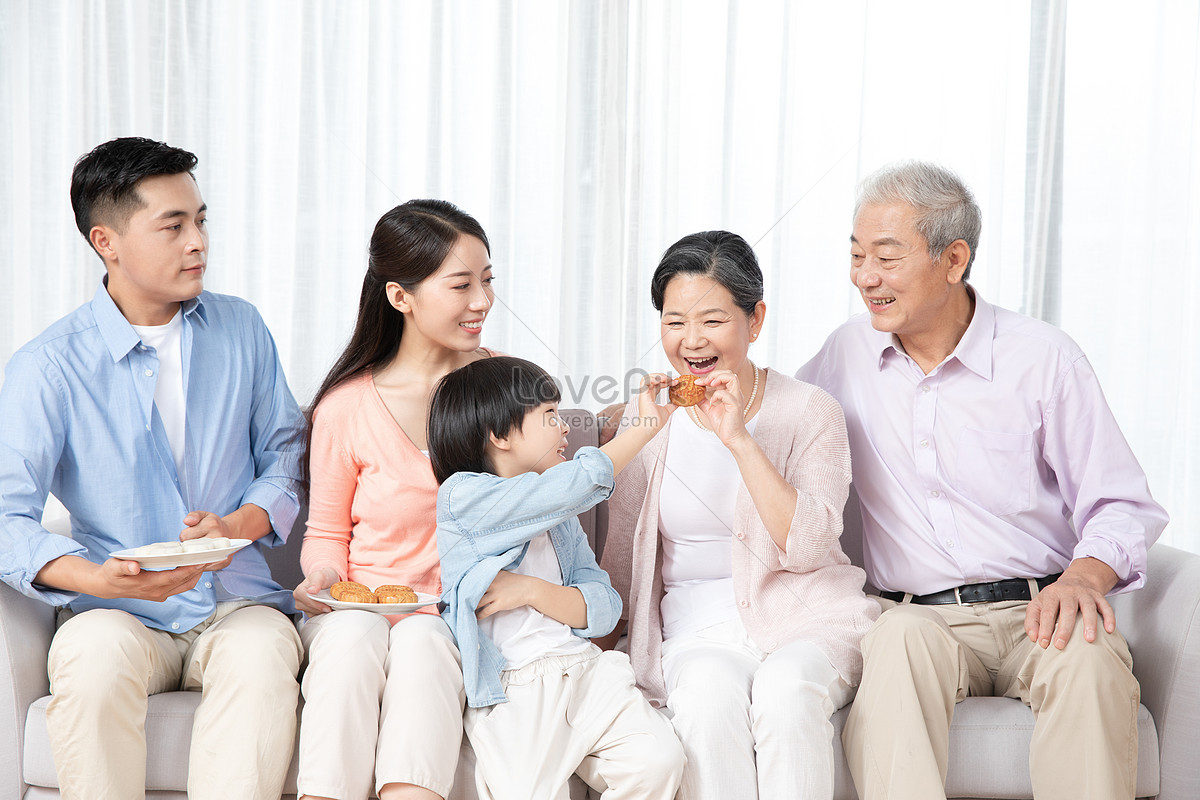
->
xmin=563 ymin=524 xmax=622 ymax=638
xmin=439 ymin=447 xmax=614 ymax=557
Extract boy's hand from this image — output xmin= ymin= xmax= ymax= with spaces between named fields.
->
xmin=599 ymin=373 xmax=676 ymax=476
xmin=634 ymin=373 xmax=678 ymax=433
xmin=476 ymin=570 xmax=536 ymax=619
xmin=294 ymin=567 xmax=340 ymax=616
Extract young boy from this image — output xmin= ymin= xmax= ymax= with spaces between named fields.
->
xmin=0 ymin=137 xmax=305 ymax=799
xmin=429 ymin=356 xmax=685 ymax=800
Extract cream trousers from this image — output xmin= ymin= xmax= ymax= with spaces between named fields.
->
xmin=298 ymin=610 xmax=465 ymax=799
xmin=464 ymin=645 xmax=684 ymax=800
xmin=843 ymin=598 xmax=1139 ymax=800
xmin=660 ymin=618 xmax=855 ymax=800
xmin=46 ymin=601 xmax=303 ymax=800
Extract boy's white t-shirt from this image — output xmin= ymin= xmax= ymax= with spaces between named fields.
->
xmin=131 ymin=310 xmax=186 ymax=477
xmin=478 ymin=531 xmax=591 ymax=670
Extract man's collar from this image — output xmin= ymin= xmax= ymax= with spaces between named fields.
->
xmin=181 ymin=293 xmax=207 ymax=325
xmin=870 ymin=284 xmax=995 ymax=379
xmin=868 ymin=326 xmax=899 ymax=371
xmin=951 ymin=286 xmax=994 ymax=380
xmin=91 ymin=280 xmax=207 ymax=362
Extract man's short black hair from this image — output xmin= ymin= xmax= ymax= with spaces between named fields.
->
xmin=428 ymin=356 xmax=562 ymax=484
xmin=70 ymin=137 xmax=199 ymax=248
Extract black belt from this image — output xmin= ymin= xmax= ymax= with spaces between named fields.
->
xmin=880 ymin=574 xmax=1062 ymax=605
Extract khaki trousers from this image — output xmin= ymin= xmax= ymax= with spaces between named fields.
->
xmin=298 ymin=610 xmax=465 ymax=799
xmin=464 ymin=646 xmax=685 ymax=800
xmin=46 ymin=601 xmax=303 ymax=800
xmin=842 ymin=598 xmax=1138 ymax=800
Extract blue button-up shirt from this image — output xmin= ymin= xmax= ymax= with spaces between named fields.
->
xmin=437 ymin=447 xmax=621 ymax=708
xmin=0 ymin=283 xmax=304 ymax=631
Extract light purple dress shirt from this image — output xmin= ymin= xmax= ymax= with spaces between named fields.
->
xmin=796 ymin=287 xmax=1168 ymax=596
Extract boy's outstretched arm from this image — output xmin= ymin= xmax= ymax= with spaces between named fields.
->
xmin=598 ymin=373 xmax=676 ymax=475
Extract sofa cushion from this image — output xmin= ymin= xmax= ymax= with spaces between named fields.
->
xmin=23 ymin=692 xmax=299 ymax=794
xmin=940 ymin=697 xmax=1159 ymax=799
xmin=24 ymin=689 xmax=1158 ymax=799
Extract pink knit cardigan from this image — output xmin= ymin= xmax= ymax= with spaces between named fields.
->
xmin=601 ymin=368 xmax=879 ymax=707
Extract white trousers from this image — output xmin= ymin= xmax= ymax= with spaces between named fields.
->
xmin=299 ymin=610 xmax=466 ymax=799
xmin=661 ymin=618 xmax=855 ymax=800
xmin=464 ymin=645 xmax=685 ymax=800
xmin=46 ymin=601 xmax=303 ymax=800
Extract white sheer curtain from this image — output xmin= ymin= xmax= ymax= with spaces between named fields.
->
xmin=1058 ymin=1 xmax=1200 ymax=552
xmin=1 ymin=0 xmax=1196 ymax=551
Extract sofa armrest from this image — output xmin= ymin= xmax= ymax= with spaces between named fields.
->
xmin=1110 ymin=543 xmax=1200 ymax=800
xmin=0 ymin=580 xmax=55 ymax=800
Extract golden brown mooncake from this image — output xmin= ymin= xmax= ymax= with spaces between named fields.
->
xmin=330 ymin=581 xmax=377 ymax=604
xmin=374 ymin=585 xmax=418 ymax=604
xmin=668 ymin=374 xmax=705 ymax=407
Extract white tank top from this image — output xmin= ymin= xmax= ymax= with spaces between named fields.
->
xmin=657 ymin=413 xmax=758 ymax=639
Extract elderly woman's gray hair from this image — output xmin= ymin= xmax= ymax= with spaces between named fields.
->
xmin=855 ymin=161 xmax=982 ymax=279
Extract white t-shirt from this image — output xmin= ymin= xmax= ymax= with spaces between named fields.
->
xmin=131 ymin=310 xmax=186 ymax=478
xmin=478 ymin=531 xmax=590 ymax=670
xmin=658 ymin=413 xmax=759 ymax=640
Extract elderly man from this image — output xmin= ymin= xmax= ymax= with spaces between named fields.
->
xmin=795 ymin=161 xmax=1168 ymax=800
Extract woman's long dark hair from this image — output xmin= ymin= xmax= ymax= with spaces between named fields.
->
xmin=300 ymin=199 xmax=490 ymax=499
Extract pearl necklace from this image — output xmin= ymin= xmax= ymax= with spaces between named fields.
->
xmin=688 ymin=363 xmax=760 ymax=433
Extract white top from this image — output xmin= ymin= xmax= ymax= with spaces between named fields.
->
xmin=478 ymin=531 xmax=590 ymax=670
xmin=658 ymin=412 xmax=759 ymax=639
xmin=131 ymin=310 xmax=186 ymax=477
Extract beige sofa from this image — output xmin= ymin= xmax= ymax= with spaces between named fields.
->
xmin=2 ymin=407 xmax=1198 ymax=799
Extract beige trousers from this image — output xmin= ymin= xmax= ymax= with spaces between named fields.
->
xmin=46 ymin=601 xmax=303 ymax=800
xmin=843 ymin=597 xmax=1138 ymax=800
xmin=464 ymin=645 xmax=685 ymax=800
xmin=298 ymin=610 xmax=465 ymax=799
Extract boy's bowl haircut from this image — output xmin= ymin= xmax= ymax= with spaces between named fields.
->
xmin=428 ymin=356 xmax=561 ymax=484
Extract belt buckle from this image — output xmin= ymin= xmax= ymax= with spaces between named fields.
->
xmin=953 ymin=586 xmax=964 ymax=605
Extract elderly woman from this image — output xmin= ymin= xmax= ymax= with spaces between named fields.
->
xmin=598 ymin=231 xmax=878 ymax=800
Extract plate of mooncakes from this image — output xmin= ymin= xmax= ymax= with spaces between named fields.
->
xmin=308 ymin=581 xmax=440 ymax=613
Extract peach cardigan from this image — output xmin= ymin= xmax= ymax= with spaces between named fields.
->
xmin=601 ymin=368 xmax=879 ymax=707
xmin=301 ymin=372 xmax=442 ymax=609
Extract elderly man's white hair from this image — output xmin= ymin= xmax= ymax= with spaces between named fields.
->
xmin=854 ymin=161 xmax=983 ymax=279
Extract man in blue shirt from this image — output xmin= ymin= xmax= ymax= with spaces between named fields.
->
xmin=0 ymin=138 xmax=305 ymax=800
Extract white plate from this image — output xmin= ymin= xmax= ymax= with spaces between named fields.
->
xmin=307 ymin=588 xmax=441 ymax=614
xmin=110 ymin=539 xmax=253 ymax=569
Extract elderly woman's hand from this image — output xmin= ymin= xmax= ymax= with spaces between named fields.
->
xmin=698 ymin=369 xmax=752 ymax=447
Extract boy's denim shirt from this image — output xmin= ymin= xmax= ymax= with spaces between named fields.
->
xmin=437 ymin=446 xmax=621 ymax=708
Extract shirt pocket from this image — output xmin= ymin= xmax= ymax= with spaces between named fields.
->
xmin=955 ymin=427 xmax=1035 ymax=516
